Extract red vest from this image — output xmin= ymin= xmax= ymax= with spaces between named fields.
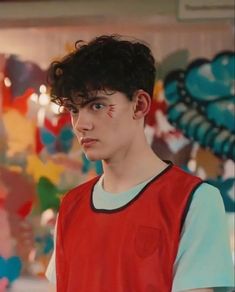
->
xmin=56 ymin=164 xmax=202 ymax=292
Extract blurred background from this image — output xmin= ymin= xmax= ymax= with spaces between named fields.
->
xmin=0 ymin=0 xmax=234 ymax=291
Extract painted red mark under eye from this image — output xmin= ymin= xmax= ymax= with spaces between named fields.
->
xmin=107 ymin=104 xmax=116 ymax=118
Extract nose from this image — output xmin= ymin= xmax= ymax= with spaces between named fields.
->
xmin=71 ymin=109 xmax=93 ymax=133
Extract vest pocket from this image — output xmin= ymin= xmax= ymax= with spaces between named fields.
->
xmin=134 ymin=226 xmax=162 ymax=258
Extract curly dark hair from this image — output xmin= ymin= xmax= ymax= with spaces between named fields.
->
xmin=47 ymin=35 xmax=156 ymax=107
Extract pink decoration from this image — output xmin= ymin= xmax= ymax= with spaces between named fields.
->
xmin=0 ymin=167 xmax=35 ymax=216
xmin=0 ymin=278 xmax=8 ymax=292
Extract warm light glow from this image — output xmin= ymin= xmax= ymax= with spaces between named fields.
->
xmin=50 ymin=102 xmax=60 ymax=114
xmin=39 ymin=84 xmax=47 ymax=94
xmin=37 ymin=107 xmax=45 ymax=127
xmin=4 ymin=77 xmax=11 ymax=87
xmin=30 ymin=93 xmax=38 ymax=103
xmin=41 ymin=208 xmax=55 ymax=226
xmin=38 ymin=93 xmax=50 ymax=106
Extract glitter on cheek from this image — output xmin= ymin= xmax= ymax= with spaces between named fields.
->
xmin=106 ymin=104 xmax=116 ymax=118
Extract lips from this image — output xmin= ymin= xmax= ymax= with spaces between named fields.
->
xmin=80 ymin=138 xmax=98 ymax=147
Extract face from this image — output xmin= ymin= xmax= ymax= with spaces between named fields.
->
xmin=67 ymin=90 xmax=139 ymax=162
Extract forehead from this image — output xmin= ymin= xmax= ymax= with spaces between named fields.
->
xmin=68 ymin=89 xmax=122 ymax=106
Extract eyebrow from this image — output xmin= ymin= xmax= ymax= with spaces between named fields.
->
xmin=80 ymin=96 xmax=109 ymax=107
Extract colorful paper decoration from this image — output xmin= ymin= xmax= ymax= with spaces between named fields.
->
xmin=50 ymin=153 xmax=82 ymax=170
xmin=36 ymin=177 xmax=64 ymax=211
xmin=0 ymin=167 xmax=35 ymax=262
xmin=0 ymin=209 xmax=12 ymax=259
xmin=2 ymin=109 xmax=36 ymax=157
xmin=39 ymin=126 xmax=74 ymax=154
xmin=26 ymin=155 xmax=64 ymax=184
xmin=164 ymin=51 xmax=235 ymax=160
xmin=82 ymin=153 xmax=103 ymax=175
xmin=36 ymin=114 xmax=74 ymax=154
xmin=35 ymin=234 xmax=54 ymax=255
xmin=151 ymin=136 xmax=193 ymax=167
xmin=0 ymin=167 xmax=35 ymax=217
xmin=146 ymin=80 xmax=193 ymax=167
xmin=207 ymin=177 xmax=235 ymax=213
xmin=195 ymin=148 xmax=223 ymax=179
xmin=0 ymin=181 xmax=8 ymax=209
xmin=5 ymin=55 xmax=46 ymax=98
xmin=0 ymin=277 xmax=8 ymax=291
xmin=9 ymin=215 xmax=34 ymax=261
xmin=17 ymin=201 xmax=34 ymax=219
xmin=0 ymin=256 xmax=22 ymax=284
xmin=2 ymin=88 xmax=34 ymax=115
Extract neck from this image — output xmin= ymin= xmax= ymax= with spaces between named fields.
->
xmin=101 ymin=134 xmax=167 ymax=193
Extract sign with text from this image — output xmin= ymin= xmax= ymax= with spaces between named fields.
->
xmin=178 ymin=0 xmax=235 ymax=20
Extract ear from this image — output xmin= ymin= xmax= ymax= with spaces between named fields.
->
xmin=132 ymin=90 xmax=151 ymax=120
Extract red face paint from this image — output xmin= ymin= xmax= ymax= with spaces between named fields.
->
xmin=107 ymin=104 xmax=115 ymax=118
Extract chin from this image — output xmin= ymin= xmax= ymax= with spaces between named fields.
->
xmin=84 ymin=152 xmax=104 ymax=162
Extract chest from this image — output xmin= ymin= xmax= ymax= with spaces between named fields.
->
xmin=63 ymin=189 xmax=180 ymax=265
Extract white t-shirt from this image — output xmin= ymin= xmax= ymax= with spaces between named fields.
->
xmin=46 ymin=180 xmax=234 ymax=291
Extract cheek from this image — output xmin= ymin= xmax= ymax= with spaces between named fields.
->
xmin=70 ymin=115 xmax=77 ymax=128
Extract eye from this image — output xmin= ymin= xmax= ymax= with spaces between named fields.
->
xmin=91 ymin=103 xmax=105 ymax=111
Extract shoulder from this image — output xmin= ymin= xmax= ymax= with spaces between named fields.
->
xmin=190 ymin=182 xmax=224 ymax=212
xmin=168 ymin=165 xmax=202 ymax=187
xmin=173 ymin=183 xmax=234 ymax=291
xmin=162 ymin=165 xmax=203 ymax=206
xmin=180 ymin=182 xmax=231 ymax=253
xmin=182 ymin=182 xmax=225 ymax=230
xmin=180 ymin=180 xmax=224 ymax=232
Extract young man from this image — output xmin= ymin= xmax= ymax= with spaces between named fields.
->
xmin=46 ymin=35 xmax=234 ymax=292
